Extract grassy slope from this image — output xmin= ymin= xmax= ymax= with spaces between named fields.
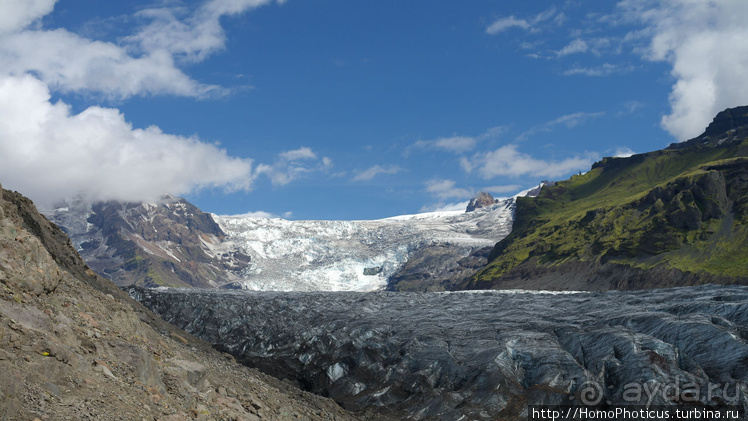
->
xmin=467 ymin=138 xmax=748 ymax=289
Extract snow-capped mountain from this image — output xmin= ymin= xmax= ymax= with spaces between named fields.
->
xmin=212 ymin=196 xmax=517 ymax=291
xmin=46 ymin=187 xmax=539 ymax=291
xmin=44 ymin=195 xmax=251 ymax=288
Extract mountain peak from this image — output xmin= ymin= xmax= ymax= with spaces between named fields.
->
xmin=670 ymin=105 xmax=748 ymax=149
xmin=466 ymin=192 xmax=497 ymax=212
xmin=703 ymin=105 xmax=748 ymax=138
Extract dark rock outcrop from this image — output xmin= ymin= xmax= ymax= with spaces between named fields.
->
xmin=130 ymin=285 xmax=748 ymax=420
xmin=386 ymin=245 xmax=493 ymax=291
xmin=466 ymin=192 xmax=497 ymax=212
xmin=699 ymin=105 xmax=748 ymax=141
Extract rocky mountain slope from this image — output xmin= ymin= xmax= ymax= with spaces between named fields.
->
xmin=464 ymin=106 xmax=748 ymax=291
xmin=49 ymin=190 xmax=532 ymax=292
xmin=130 ymin=285 xmax=748 ymax=420
xmin=45 ymin=196 xmax=251 ymax=288
xmin=0 ymin=182 xmax=383 ymax=420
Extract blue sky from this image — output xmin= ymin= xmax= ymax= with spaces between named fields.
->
xmin=1 ymin=0 xmax=747 ymax=220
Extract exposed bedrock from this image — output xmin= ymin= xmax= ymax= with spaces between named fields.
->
xmin=130 ymin=285 xmax=748 ymax=420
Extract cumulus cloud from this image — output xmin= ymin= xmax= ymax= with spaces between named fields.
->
xmin=0 ymin=75 xmax=254 ymax=207
xmin=0 ymin=0 xmax=55 ymax=34
xmin=125 ymin=0 xmax=285 ymax=63
xmin=619 ymin=0 xmax=748 ymax=141
xmin=0 ymin=0 xmax=285 ymax=99
xmin=424 ymin=179 xmax=473 ymax=200
xmin=255 ymin=147 xmax=330 ymax=186
xmin=419 ymin=179 xmax=474 ymax=213
xmin=462 ymin=144 xmax=598 ymax=179
xmin=0 ymin=0 xmax=301 ymax=206
xmin=352 ymin=165 xmax=403 ymax=182
xmin=0 ymin=30 xmax=219 ymax=98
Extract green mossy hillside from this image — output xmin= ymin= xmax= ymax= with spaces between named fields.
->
xmin=466 ymin=113 xmax=748 ymax=290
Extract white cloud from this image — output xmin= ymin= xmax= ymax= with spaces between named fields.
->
xmin=463 ymin=144 xmax=598 ymax=179
xmin=420 ymin=184 xmax=525 ymax=213
xmin=556 ymin=38 xmax=589 ymax=57
xmin=407 ymin=126 xmax=505 ymax=156
xmin=424 ymin=179 xmax=473 ymax=200
xmin=124 ymin=0 xmax=284 ymax=64
xmin=0 ymin=0 xmax=285 ymax=99
xmin=279 ymin=146 xmax=316 ymax=161
xmin=419 ymin=178 xmax=473 ymax=213
xmin=410 ymin=136 xmax=476 ymax=155
xmin=0 ymin=75 xmax=254 ymax=207
xmin=563 ymin=63 xmax=635 ymax=77
xmin=614 ymin=146 xmax=636 ymax=158
xmin=225 ymin=210 xmax=277 ymax=219
xmin=433 ymin=136 xmax=477 ymax=153
xmin=486 ymin=16 xmax=531 ymax=34
xmin=619 ymin=0 xmax=748 ymax=141
xmin=222 ymin=208 xmax=292 ymax=219
xmin=255 ymin=147 xmax=329 ymax=186
xmin=352 ymin=165 xmax=403 ymax=182
xmin=486 ymin=7 xmax=558 ymax=34
xmin=0 ymin=0 xmax=303 ymax=206
xmin=0 ymin=0 xmax=56 ymax=34
xmin=0 ymin=30 xmax=219 ymax=98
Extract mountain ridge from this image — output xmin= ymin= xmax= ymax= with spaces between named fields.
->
xmin=464 ymin=106 xmax=748 ymax=290
xmin=48 ymin=188 xmax=535 ymax=291
xmin=46 ymin=195 xmax=251 ymax=288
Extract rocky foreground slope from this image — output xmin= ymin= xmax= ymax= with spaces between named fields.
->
xmin=130 ymin=285 xmax=748 ymax=420
xmin=0 ymin=182 xmax=383 ymax=421
xmin=466 ymin=106 xmax=748 ymax=291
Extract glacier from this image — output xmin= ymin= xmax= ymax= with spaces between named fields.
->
xmin=210 ymin=195 xmax=518 ymax=291
xmin=129 ymin=284 xmax=748 ymax=420
xmin=44 ymin=187 xmax=538 ymax=291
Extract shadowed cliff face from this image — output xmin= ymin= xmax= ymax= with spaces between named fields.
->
xmin=0 ymin=183 xmax=380 ymax=421
xmin=130 ymin=285 xmax=748 ymax=421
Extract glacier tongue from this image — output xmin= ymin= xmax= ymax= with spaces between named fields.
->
xmin=213 ymin=197 xmax=517 ymax=291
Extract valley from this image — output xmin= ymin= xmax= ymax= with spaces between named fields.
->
xmin=3 ymin=106 xmax=748 ymax=420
